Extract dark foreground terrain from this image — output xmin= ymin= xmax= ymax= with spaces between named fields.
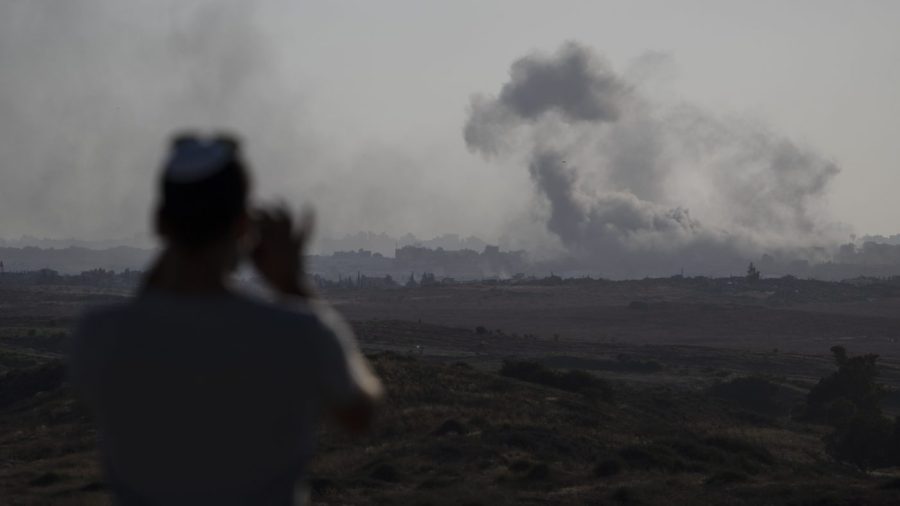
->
xmin=1 ymin=276 xmax=900 ymax=504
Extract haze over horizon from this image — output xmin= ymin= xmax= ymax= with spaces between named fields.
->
xmin=2 ymin=1 xmax=898 ymax=260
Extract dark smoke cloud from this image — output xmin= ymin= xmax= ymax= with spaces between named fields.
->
xmin=0 ymin=1 xmax=298 ymax=243
xmin=0 ymin=1 xmax=508 ymax=247
xmin=465 ymin=42 xmax=841 ymax=276
xmin=500 ymin=43 xmax=627 ymax=122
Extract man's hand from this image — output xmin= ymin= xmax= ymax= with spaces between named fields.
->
xmin=250 ymin=204 xmax=315 ymax=298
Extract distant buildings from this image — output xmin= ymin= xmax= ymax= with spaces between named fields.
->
xmin=307 ymin=245 xmax=527 ymax=282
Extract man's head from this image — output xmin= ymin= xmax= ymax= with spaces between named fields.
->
xmin=155 ymin=133 xmax=250 ymax=250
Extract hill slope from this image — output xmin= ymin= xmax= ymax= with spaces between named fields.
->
xmin=1 ymin=353 xmax=899 ymax=505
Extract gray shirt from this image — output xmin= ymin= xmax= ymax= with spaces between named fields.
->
xmin=69 ymin=291 xmax=377 ymax=506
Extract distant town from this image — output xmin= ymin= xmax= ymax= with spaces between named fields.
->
xmin=4 ymin=233 xmax=900 ymax=282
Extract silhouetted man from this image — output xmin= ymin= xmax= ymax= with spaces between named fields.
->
xmin=70 ymin=134 xmax=382 ymax=506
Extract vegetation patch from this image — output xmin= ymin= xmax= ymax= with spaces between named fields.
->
xmin=702 ymin=436 xmax=775 ymax=467
xmin=614 ymin=354 xmax=664 ymax=373
xmin=0 ymin=360 xmax=66 ymax=409
xmin=705 ymin=470 xmax=749 ymax=487
xmin=618 ymin=443 xmax=689 ymax=472
xmin=802 ymin=346 xmax=900 ymax=469
xmin=593 ymin=458 xmax=623 ymax=477
xmin=28 ymin=472 xmax=64 ymax=487
xmin=499 ymin=360 xmax=613 ymax=401
xmin=431 ymin=419 xmax=468 ymax=437
xmin=710 ymin=376 xmax=783 ymax=415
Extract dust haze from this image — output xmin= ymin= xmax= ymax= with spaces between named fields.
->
xmin=0 ymin=1 xmax=496 ymax=246
xmin=1 ymin=2 xmax=852 ymax=275
xmin=0 ymin=1 xmax=288 ymax=241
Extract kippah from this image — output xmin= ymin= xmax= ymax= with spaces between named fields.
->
xmin=158 ymin=133 xmax=248 ymax=245
xmin=164 ymin=135 xmax=238 ymax=183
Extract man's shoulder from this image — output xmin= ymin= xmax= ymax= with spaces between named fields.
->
xmin=109 ymin=291 xmax=317 ymax=318
xmin=226 ymin=293 xmax=322 ymax=326
xmin=70 ymin=302 xmax=133 ymax=358
xmin=76 ymin=301 xmax=131 ymax=332
xmin=153 ymin=291 xmax=329 ymax=335
xmin=75 ymin=292 xmax=331 ymax=343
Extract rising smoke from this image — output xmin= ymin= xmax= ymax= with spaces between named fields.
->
xmin=0 ymin=1 xmax=304 ymax=243
xmin=465 ymin=42 xmax=841 ymax=276
xmin=0 ymin=1 xmax=492 ymax=247
xmin=0 ymin=5 xmax=847 ymax=276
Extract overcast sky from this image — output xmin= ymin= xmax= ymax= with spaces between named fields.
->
xmin=1 ymin=0 xmax=898 ymax=246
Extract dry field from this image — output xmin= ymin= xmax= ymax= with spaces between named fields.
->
xmin=1 ymin=277 xmax=900 ymax=504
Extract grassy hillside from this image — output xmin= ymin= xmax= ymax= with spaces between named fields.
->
xmin=1 ymin=351 xmax=899 ymax=505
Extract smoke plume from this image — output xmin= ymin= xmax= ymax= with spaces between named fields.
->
xmin=0 ymin=1 xmax=301 ymax=243
xmin=465 ymin=42 xmax=841 ymax=276
xmin=0 ymin=1 xmax=492 ymax=246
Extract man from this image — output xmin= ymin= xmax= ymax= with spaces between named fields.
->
xmin=69 ymin=134 xmax=382 ymax=505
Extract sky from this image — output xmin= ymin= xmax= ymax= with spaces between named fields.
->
xmin=0 ymin=0 xmax=898 ymax=250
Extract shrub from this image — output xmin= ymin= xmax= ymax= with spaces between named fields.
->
xmin=703 ymin=436 xmax=774 ymax=466
xmin=432 ymin=419 xmax=467 ymax=437
xmin=369 ymin=463 xmax=401 ymax=482
xmin=618 ymin=444 xmax=686 ymax=472
xmin=825 ymin=397 xmax=857 ymax=429
xmin=525 ymin=462 xmax=550 ymax=481
xmin=705 ymin=470 xmax=749 ymax=486
xmin=28 ymin=472 xmax=64 ymax=487
xmin=594 ymin=458 xmax=623 ymax=477
xmin=508 ymin=460 xmax=531 ymax=473
xmin=499 ymin=361 xmax=612 ymax=401
xmin=827 ymin=413 xmax=895 ymax=470
xmin=0 ymin=360 xmax=66 ymax=409
xmin=710 ymin=376 xmax=781 ymax=414
xmin=615 ymin=354 xmax=664 ymax=373
xmin=627 ymin=300 xmax=649 ymax=311
xmin=803 ymin=346 xmax=900 ymax=469
xmin=804 ymin=346 xmax=884 ymax=422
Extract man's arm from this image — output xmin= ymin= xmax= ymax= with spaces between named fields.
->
xmin=249 ymin=204 xmax=383 ymax=433
xmin=250 ymin=205 xmax=316 ymax=300
xmin=312 ymin=300 xmax=383 ymax=434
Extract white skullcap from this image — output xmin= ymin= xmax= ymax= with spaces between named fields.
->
xmin=164 ymin=137 xmax=236 ymax=184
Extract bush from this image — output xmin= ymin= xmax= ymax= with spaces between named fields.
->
xmin=627 ymin=300 xmax=649 ymax=311
xmin=369 ymin=463 xmax=401 ymax=482
xmin=825 ymin=398 xmax=857 ymax=428
xmin=525 ymin=462 xmax=550 ymax=481
xmin=615 ymin=354 xmax=664 ymax=373
xmin=703 ymin=436 xmax=774 ymax=466
xmin=803 ymin=346 xmax=900 ymax=469
xmin=804 ymin=346 xmax=884 ymax=422
xmin=705 ymin=470 xmax=749 ymax=486
xmin=0 ymin=360 xmax=66 ymax=409
xmin=710 ymin=376 xmax=781 ymax=414
xmin=593 ymin=458 xmax=622 ymax=477
xmin=827 ymin=413 xmax=895 ymax=470
xmin=499 ymin=361 xmax=612 ymax=401
xmin=618 ymin=443 xmax=689 ymax=472
xmin=432 ymin=419 xmax=467 ymax=437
